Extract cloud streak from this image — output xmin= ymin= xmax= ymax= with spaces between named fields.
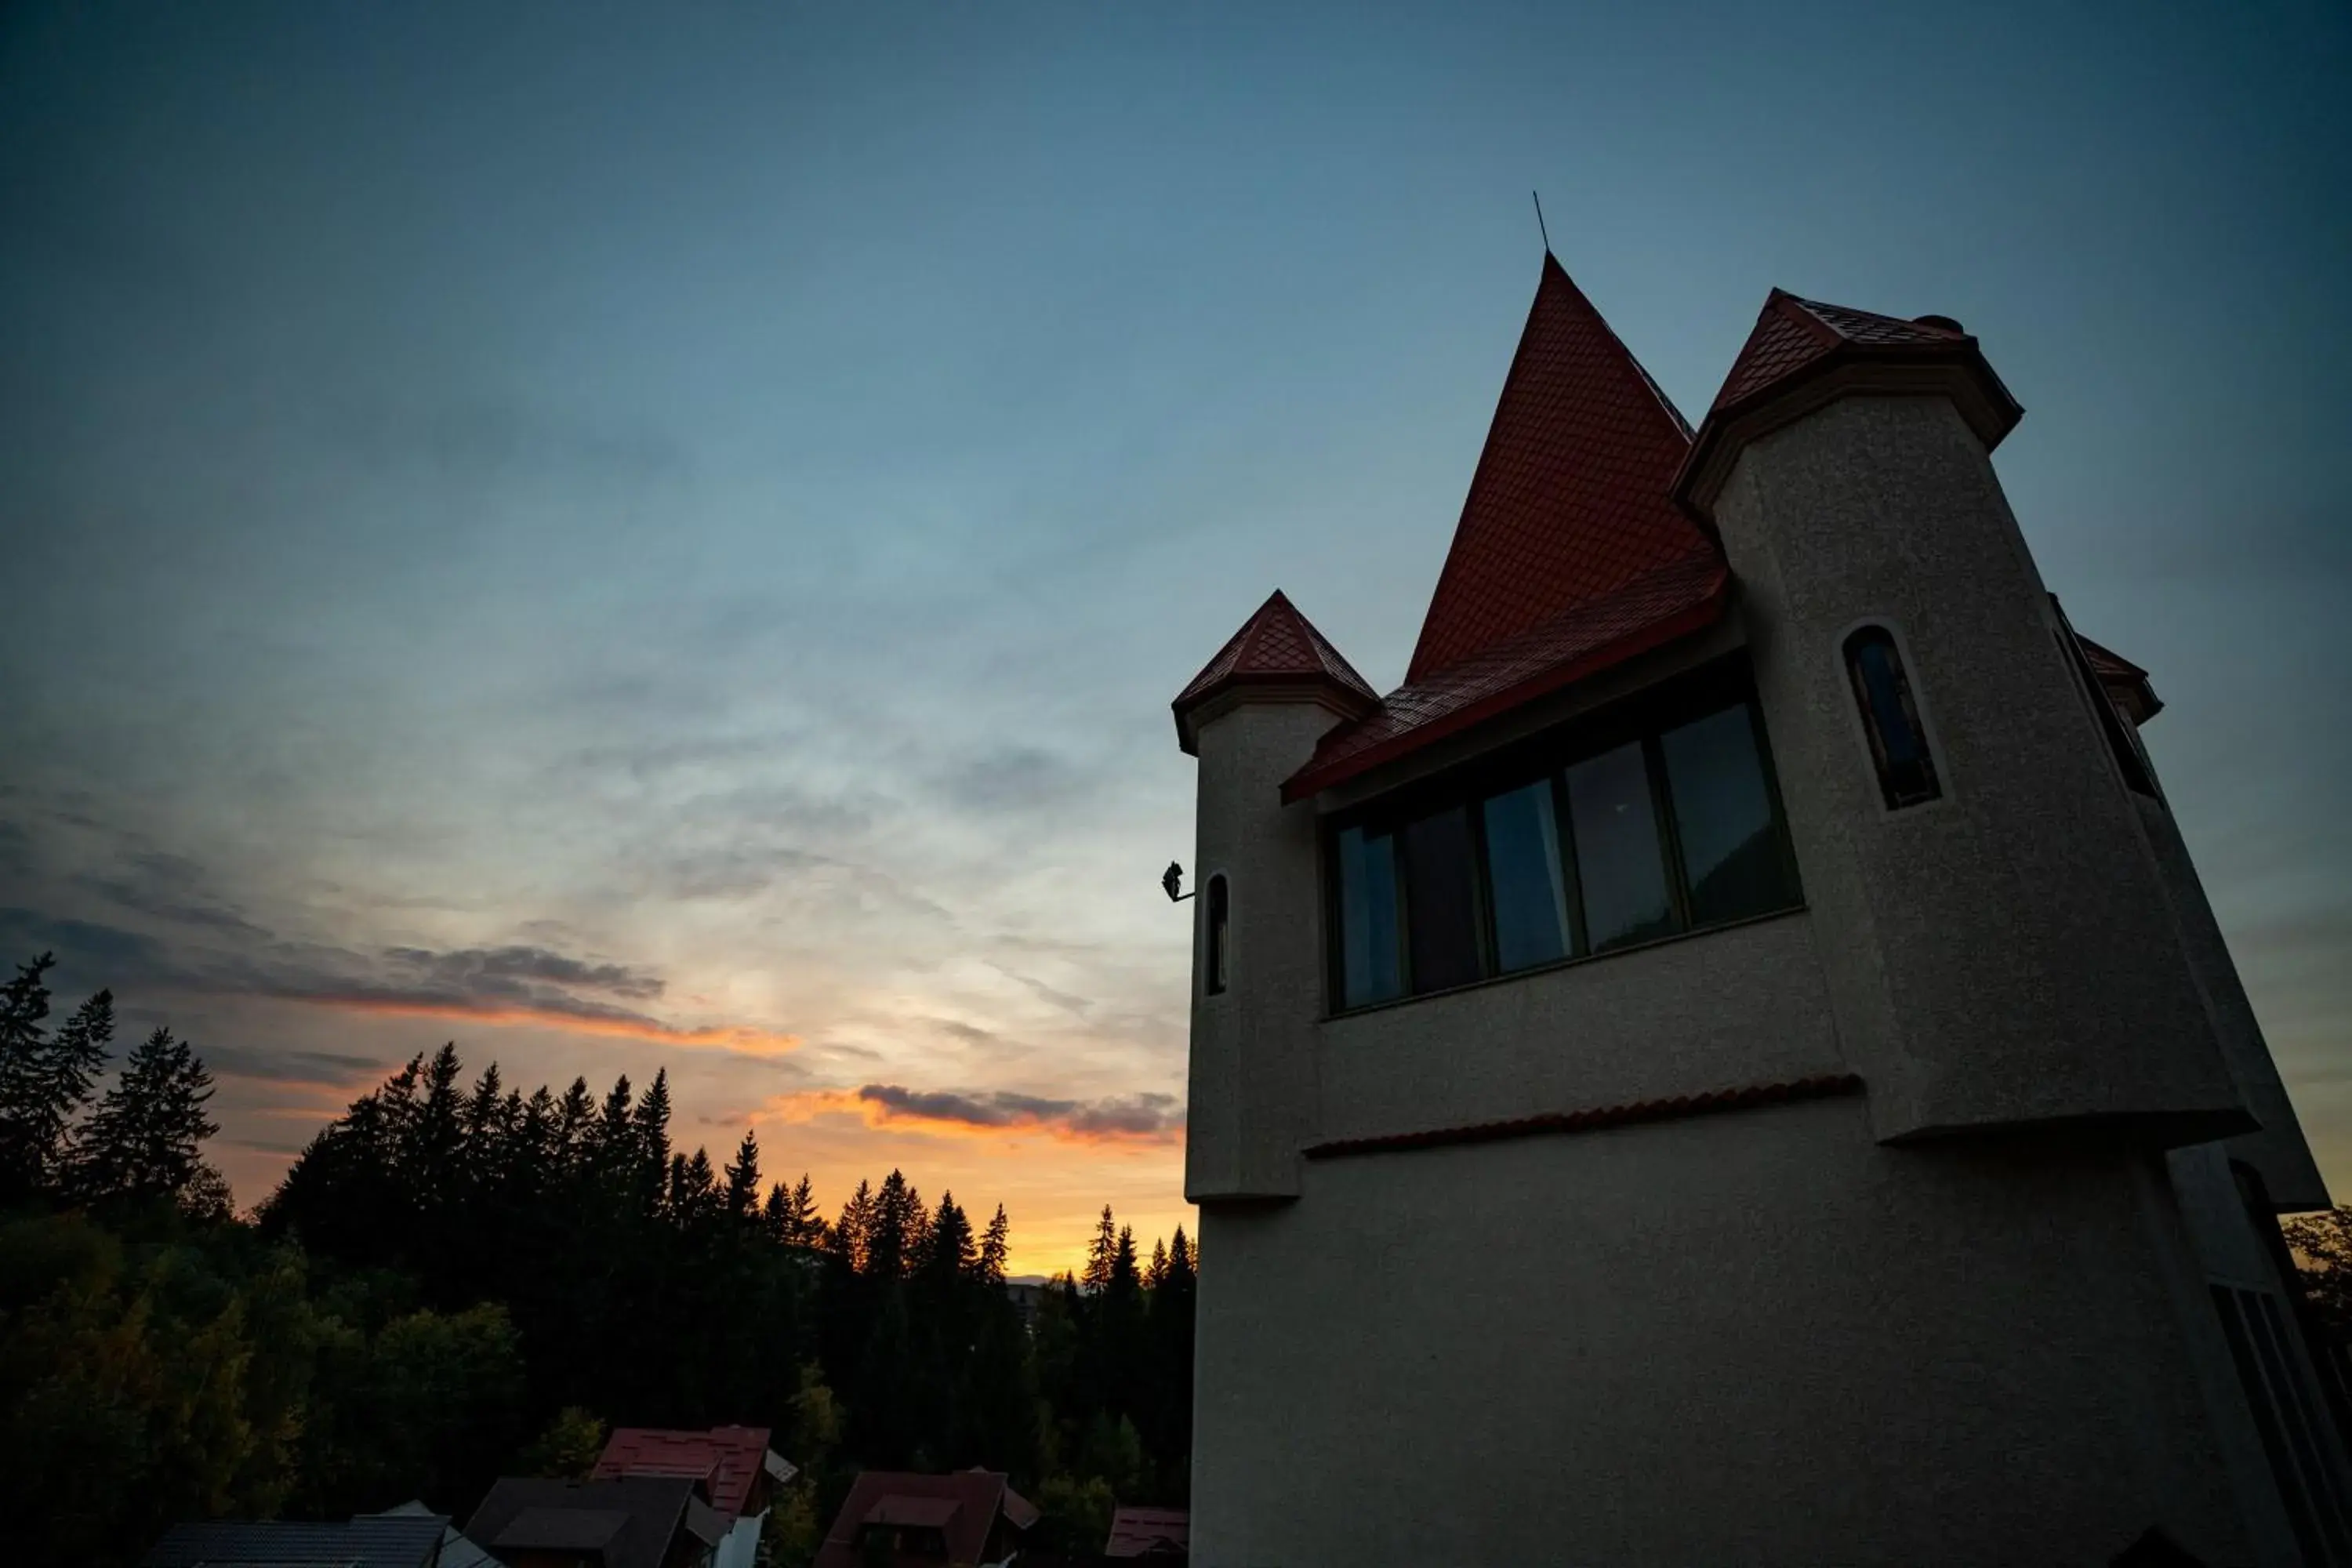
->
xmin=769 ymin=1083 xmax=1185 ymax=1145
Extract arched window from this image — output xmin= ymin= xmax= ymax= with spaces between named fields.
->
xmin=1844 ymin=626 xmax=1942 ymax=809
xmin=1204 ymin=875 xmax=1229 ymax=996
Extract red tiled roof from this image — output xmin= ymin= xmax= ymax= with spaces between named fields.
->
xmin=1302 ymin=1072 xmax=1864 ymax=1160
xmin=592 ymin=1426 xmax=772 ymax=1518
xmin=1106 ymin=1505 xmax=1191 ymax=1557
xmin=1172 ymin=590 xmax=1377 ymax=753
xmin=1705 ymin=290 xmax=1971 ymax=417
xmin=814 ymin=1471 xmax=1033 ymax=1568
xmin=1406 ymin=253 xmax=1714 ymax=684
xmin=1283 ymin=553 xmax=1729 ymax=801
xmin=1677 ymin=289 xmax=2022 ymax=524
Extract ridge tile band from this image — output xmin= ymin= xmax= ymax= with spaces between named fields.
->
xmin=1301 ymin=1072 xmax=1866 ymax=1160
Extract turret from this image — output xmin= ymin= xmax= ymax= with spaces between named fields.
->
xmin=1173 ymin=590 xmax=1377 ymax=1200
xmin=1675 ymin=293 xmax=2249 ymax=1145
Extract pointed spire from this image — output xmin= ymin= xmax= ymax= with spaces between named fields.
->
xmin=1172 ymin=590 xmax=1377 ymax=754
xmin=1406 ymin=255 xmax=1712 ymax=684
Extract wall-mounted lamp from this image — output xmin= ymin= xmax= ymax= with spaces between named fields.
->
xmin=1163 ymin=862 xmax=1195 ymax=902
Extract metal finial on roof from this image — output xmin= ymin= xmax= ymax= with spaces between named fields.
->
xmin=1531 ymin=190 xmax=1552 ymax=254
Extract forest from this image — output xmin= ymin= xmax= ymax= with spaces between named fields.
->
xmin=0 ymin=953 xmax=1196 ymax=1567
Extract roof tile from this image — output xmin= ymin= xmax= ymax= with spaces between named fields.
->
xmin=1406 ymin=253 xmax=1715 ymax=684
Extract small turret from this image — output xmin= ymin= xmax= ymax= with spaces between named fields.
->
xmin=1174 ymin=591 xmax=1376 ymax=1200
xmin=1677 ymin=292 xmax=2248 ymax=1144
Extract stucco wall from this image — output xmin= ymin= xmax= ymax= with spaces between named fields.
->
xmin=1187 ymin=699 xmax=1348 ymax=1201
xmin=1192 ymin=1094 xmax=2253 ymax=1567
xmin=1316 ymin=911 xmax=1842 ymax=1146
xmin=1713 ymin=395 xmax=2245 ymax=1142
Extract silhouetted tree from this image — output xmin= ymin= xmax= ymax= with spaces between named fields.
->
xmin=71 ymin=1026 xmax=218 ymax=1207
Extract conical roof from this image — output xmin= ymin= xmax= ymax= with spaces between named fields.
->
xmin=1171 ymin=590 xmax=1377 ymax=754
xmin=1406 ymin=254 xmax=1716 ymax=684
xmin=1675 ymin=289 xmax=2022 ymax=519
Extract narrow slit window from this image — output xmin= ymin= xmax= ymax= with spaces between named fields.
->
xmin=1844 ymin=626 xmax=1941 ymax=809
xmin=1203 ymin=875 xmax=1229 ymax=996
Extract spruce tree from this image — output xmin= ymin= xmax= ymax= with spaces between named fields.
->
xmin=1083 ymin=1205 xmax=1119 ymax=1294
xmin=71 ymin=1025 xmax=218 ymax=1203
xmin=978 ymin=1204 xmax=1011 ymax=1286
xmin=0 ymin=979 xmax=44 ymax=1190
xmin=722 ymin=1131 xmax=761 ymax=1218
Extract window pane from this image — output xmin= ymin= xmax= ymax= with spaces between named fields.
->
xmin=1482 ymin=781 xmax=1570 ymax=971
xmin=1336 ymin=826 xmax=1402 ymax=1008
xmin=1204 ymin=875 xmax=1229 ymax=996
xmin=1845 ymin=628 xmax=1940 ymax=808
xmin=1566 ymin=742 xmax=1676 ymax=952
xmin=1661 ymin=704 xmax=1798 ymax=927
xmin=1401 ymin=807 xmax=1483 ymax=993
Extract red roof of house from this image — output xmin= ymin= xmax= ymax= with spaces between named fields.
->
xmin=813 ymin=1470 xmax=1036 ymax=1568
xmin=1106 ymin=1504 xmax=1191 ymax=1557
xmin=1172 ymin=589 xmax=1378 ymax=753
xmin=1273 ymin=256 xmax=1727 ymax=799
xmin=1675 ymin=290 xmax=2023 ymax=523
xmin=1283 ymin=552 xmax=1727 ymax=800
xmin=2077 ymin=631 xmax=2163 ymax=724
xmin=1406 ymin=252 xmax=1713 ymax=684
xmin=591 ymin=1425 xmax=772 ymax=1518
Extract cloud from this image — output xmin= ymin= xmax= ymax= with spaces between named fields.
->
xmin=204 ymin=1043 xmax=387 ymax=1087
xmin=0 ymin=907 xmax=798 ymax=1059
xmin=379 ymin=944 xmax=665 ymax=1001
xmin=768 ymin=1083 xmax=1185 ymax=1145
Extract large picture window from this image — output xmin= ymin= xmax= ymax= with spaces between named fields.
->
xmin=1328 ymin=675 xmax=1802 ymax=1011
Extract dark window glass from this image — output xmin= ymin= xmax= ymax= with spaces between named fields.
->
xmin=1401 ymin=807 xmax=1483 ymax=993
xmin=1844 ymin=627 xmax=1941 ymax=809
xmin=1661 ymin=705 xmax=1799 ymax=926
xmin=1481 ymin=780 xmax=1570 ymax=971
xmin=1204 ymin=875 xmax=1229 ymax=996
xmin=1565 ymin=742 xmax=1676 ymax=952
xmin=1336 ymin=826 xmax=1402 ymax=1008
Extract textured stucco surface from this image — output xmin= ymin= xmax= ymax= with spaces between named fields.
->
xmin=1192 ymin=1095 xmax=2252 ymax=1567
xmin=1316 ymin=911 xmax=1842 ymax=1146
xmin=1186 ymin=699 xmax=1347 ymax=1200
xmin=1713 ymin=395 xmax=2245 ymax=1141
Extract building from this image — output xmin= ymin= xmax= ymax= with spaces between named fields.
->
xmin=1171 ymin=255 xmax=2349 ymax=1565
xmin=143 ymin=1512 xmax=451 ymax=1568
xmin=463 ymin=1475 xmax=726 ymax=1568
xmin=813 ymin=1468 xmax=1038 ymax=1568
xmin=590 ymin=1425 xmax=797 ymax=1568
xmin=1105 ymin=1504 xmax=1189 ymax=1559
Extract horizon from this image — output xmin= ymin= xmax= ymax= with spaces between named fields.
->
xmin=3 ymin=1 xmax=2347 ymax=1275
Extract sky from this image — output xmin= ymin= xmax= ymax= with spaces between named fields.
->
xmin=1 ymin=1 xmax=2347 ymax=1274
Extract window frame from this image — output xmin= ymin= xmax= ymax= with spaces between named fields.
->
xmin=1203 ymin=873 xmax=1230 ymax=996
xmin=1322 ymin=659 xmax=1803 ymax=1016
xmin=1839 ymin=620 xmax=1946 ymax=812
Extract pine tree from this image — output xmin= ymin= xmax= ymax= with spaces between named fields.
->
xmin=1146 ymin=1236 xmax=1169 ymax=1290
xmin=723 ymin=1130 xmax=761 ymax=1218
xmin=632 ymin=1069 xmax=673 ymax=1207
xmin=789 ymin=1174 xmax=826 ymax=1247
xmin=0 ymin=955 xmax=107 ymax=1196
xmin=921 ymin=1192 xmax=975 ymax=1281
xmin=978 ymin=1204 xmax=1011 ymax=1287
xmin=833 ymin=1179 xmax=875 ymax=1273
xmin=70 ymin=1025 xmax=219 ymax=1203
xmin=1083 ymin=1205 xmax=1119 ymax=1294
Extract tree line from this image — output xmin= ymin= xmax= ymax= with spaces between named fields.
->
xmin=0 ymin=953 xmax=1196 ymax=1566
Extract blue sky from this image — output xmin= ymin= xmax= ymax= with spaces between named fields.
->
xmin=2 ymin=1 xmax=2346 ymax=1267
